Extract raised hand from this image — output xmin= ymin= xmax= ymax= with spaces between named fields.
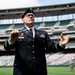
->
xmin=9 ymin=29 xmax=19 ymax=42
xmin=59 ymin=34 xmax=70 ymax=46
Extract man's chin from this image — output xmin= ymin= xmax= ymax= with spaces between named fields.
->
xmin=27 ymin=23 xmax=34 ymax=27
xmin=29 ymin=22 xmax=34 ymax=25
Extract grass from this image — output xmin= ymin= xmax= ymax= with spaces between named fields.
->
xmin=0 ymin=66 xmax=75 ymax=75
xmin=0 ymin=67 xmax=13 ymax=75
xmin=47 ymin=66 xmax=75 ymax=75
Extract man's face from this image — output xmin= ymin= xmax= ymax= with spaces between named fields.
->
xmin=22 ymin=13 xmax=35 ymax=27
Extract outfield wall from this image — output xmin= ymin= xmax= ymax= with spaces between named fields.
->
xmin=0 ymin=48 xmax=75 ymax=66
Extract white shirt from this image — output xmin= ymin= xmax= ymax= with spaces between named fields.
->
xmin=25 ymin=25 xmax=35 ymax=38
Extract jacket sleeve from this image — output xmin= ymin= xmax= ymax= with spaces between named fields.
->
xmin=4 ymin=38 xmax=16 ymax=51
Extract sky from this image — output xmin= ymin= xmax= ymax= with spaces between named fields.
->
xmin=0 ymin=0 xmax=75 ymax=10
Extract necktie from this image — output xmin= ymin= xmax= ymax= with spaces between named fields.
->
xmin=29 ymin=29 xmax=33 ymax=38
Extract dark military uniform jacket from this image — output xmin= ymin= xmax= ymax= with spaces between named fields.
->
xmin=4 ymin=27 xmax=64 ymax=75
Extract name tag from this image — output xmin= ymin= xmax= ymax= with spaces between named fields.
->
xmin=18 ymin=37 xmax=24 ymax=39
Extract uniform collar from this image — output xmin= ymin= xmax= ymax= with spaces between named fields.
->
xmin=22 ymin=26 xmax=41 ymax=38
xmin=25 ymin=25 xmax=35 ymax=32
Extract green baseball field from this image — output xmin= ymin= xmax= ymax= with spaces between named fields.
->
xmin=0 ymin=66 xmax=75 ymax=75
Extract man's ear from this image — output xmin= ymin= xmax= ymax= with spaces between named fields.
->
xmin=22 ymin=18 xmax=24 ymax=22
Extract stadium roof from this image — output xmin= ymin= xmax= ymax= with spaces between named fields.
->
xmin=0 ymin=2 xmax=75 ymax=19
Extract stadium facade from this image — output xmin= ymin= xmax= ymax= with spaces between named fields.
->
xmin=0 ymin=2 xmax=75 ymax=66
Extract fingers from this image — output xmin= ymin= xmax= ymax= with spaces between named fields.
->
xmin=60 ymin=34 xmax=64 ymax=40
xmin=10 ymin=29 xmax=19 ymax=42
xmin=67 ymin=35 xmax=70 ymax=38
xmin=60 ymin=34 xmax=70 ymax=41
xmin=67 ymin=35 xmax=70 ymax=41
xmin=11 ymin=29 xmax=19 ymax=34
xmin=10 ymin=29 xmax=19 ymax=37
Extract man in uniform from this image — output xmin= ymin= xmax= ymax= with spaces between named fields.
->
xmin=4 ymin=8 xmax=70 ymax=75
